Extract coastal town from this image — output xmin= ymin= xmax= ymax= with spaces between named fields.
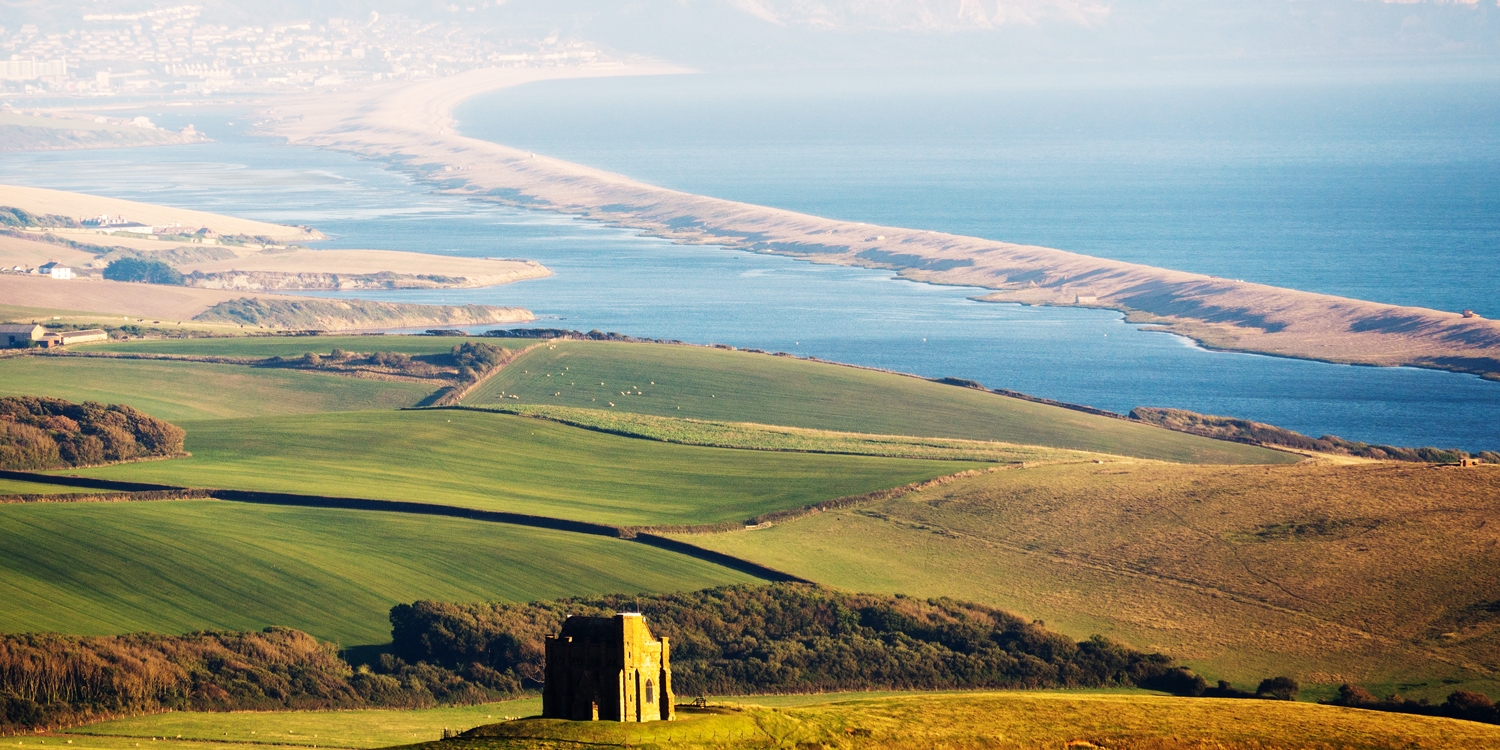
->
xmin=1 ymin=4 xmax=608 ymax=96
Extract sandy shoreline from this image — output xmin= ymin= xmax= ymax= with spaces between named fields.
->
xmin=263 ymin=66 xmax=1500 ymax=379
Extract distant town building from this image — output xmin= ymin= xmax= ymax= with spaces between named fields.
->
xmin=0 ymin=323 xmax=48 ymax=348
xmin=37 ymin=261 xmax=74 ymax=280
xmin=543 ymin=613 xmax=675 ymax=723
xmin=0 ymin=58 xmax=67 ymax=80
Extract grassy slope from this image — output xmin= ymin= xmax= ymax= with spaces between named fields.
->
xmin=0 ymin=479 xmax=106 ymax=494
xmin=435 ymin=692 xmax=1499 ymax=750
xmin=72 ymin=699 xmax=542 ymax=748
xmin=466 ymin=341 xmax=1293 ymax=465
xmin=687 ymin=461 xmax=1500 ymax=698
xmin=0 ymin=357 xmax=433 ymax=421
xmin=64 ymin=692 xmax=1500 ymax=750
xmin=73 ymin=410 xmax=980 ymax=526
xmin=0 ymin=501 xmax=754 ymax=644
xmin=85 ymin=335 xmax=501 ymax=357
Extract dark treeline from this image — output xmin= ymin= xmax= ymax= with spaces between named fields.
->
xmin=1326 ymin=684 xmax=1500 ymax=725
xmin=0 ymin=397 xmax=185 ymax=471
xmin=1130 ymin=407 xmax=1486 ymax=463
xmin=0 ymin=628 xmax=507 ymax=735
xmin=390 ymin=584 xmax=1190 ymax=697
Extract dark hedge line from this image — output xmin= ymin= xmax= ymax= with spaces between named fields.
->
xmin=1326 ymin=684 xmax=1499 ymax=726
xmin=0 ymin=397 xmax=185 ymax=471
xmin=389 ymin=584 xmax=1187 ymax=697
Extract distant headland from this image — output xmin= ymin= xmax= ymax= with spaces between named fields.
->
xmin=265 ymin=66 xmax=1500 ymax=381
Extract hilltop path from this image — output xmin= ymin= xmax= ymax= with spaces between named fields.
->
xmin=266 ymin=66 xmax=1500 ymax=380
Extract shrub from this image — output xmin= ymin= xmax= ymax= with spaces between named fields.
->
xmin=103 ymin=257 xmax=184 ymax=285
xmin=0 ymin=397 xmax=184 ymax=470
xmin=1256 ymin=676 xmax=1300 ymax=701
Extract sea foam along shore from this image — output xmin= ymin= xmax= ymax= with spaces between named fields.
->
xmin=265 ymin=65 xmax=1500 ymax=381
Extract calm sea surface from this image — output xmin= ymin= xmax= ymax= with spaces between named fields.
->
xmin=3 ymin=72 xmax=1499 ymax=450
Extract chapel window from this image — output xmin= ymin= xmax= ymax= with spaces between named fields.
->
xmin=645 ymin=679 xmax=655 ymax=704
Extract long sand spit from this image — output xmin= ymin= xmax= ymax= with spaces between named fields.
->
xmin=267 ymin=66 xmax=1500 ymax=379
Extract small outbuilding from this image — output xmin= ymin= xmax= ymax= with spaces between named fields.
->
xmin=0 ymin=323 xmax=47 ymax=347
xmin=543 ymin=613 xmax=674 ymax=723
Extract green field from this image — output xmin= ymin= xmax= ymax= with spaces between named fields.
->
xmin=466 ymin=341 xmax=1293 ymax=464
xmin=0 ymin=500 xmax=754 ymax=644
xmin=0 ymin=357 xmax=433 ymax=421
xmin=0 ymin=479 xmax=106 ymax=495
xmin=72 ymin=410 xmax=979 ymax=526
xmin=85 ymin=335 xmax=501 ymax=358
xmin=72 ymin=700 xmax=542 ymax=748
xmin=424 ymin=691 xmax=1499 ymax=750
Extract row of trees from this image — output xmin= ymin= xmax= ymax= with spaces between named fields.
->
xmin=0 ymin=629 xmax=511 ymax=734
xmin=1130 ymin=407 xmax=1484 ymax=463
xmin=390 ymin=584 xmax=1190 ymax=697
xmin=0 ymin=397 xmax=185 ymax=470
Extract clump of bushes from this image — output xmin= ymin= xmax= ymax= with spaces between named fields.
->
xmin=451 ymin=342 xmax=506 ymax=382
xmin=0 ymin=396 xmax=184 ymax=470
xmin=103 ymin=257 xmax=184 ymax=285
xmin=1327 ymin=683 xmax=1499 ymax=725
xmin=1131 ymin=407 xmax=1473 ymax=463
xmin=390 ymin=584 xmax=1187 ymax=697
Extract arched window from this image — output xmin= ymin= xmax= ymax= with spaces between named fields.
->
xmin=645 ymin=679 xmax=655 ymax=704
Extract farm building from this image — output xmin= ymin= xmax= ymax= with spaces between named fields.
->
xmin=36 ymin=261 xmax=73 ymax=280
xmin=0 ymin=323 xmax=47 ymax=347
xmin=543 ymin=613 xmax=675 ymax=723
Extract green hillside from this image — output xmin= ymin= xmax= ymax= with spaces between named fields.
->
xmin=685 ymin=461 xmax=1500 ymax=698
xmin=466 ymin=341 xmax=1294 ymax=464
xmin=73 ymin=410 xmax=980 ymax=526
xmin=0 ymin=357 xmax=432 ymax=421
xmin=0 ymin=500 xmax=754 ymax=644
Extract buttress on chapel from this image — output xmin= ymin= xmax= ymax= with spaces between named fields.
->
xmin=542 ymin=613 xmax=675 ymax=722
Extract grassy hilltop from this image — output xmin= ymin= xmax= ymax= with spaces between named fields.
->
xmin=467 ymin=341 xmax=1293 ymax=465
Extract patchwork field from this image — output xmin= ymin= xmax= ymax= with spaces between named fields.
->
xmin=0 ymin=357 xmax=433 ymax=421
xmin=71 ymin=410 xmax=982 ymax=526
xmin=0 ymin=500 xmax=754 ymax=644
xmin=685 ymin=461 xmax=1500 ymax=698
xmin=467 ymin=341 xmax=1294 ymax=464
xmin=429 ymin=691 xmax=1500 ymax=749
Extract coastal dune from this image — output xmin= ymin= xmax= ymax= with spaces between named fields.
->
xmin=269 ymin=67 xmax=1500 ymax=380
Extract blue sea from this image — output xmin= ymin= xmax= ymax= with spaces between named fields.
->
xmin=3 ymin=68 xmax=1498 ymax=450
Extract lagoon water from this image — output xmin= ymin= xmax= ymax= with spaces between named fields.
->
xmin=3 ymin=73 xmax=1499 ymax=450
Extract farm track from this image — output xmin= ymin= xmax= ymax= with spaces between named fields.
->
xmin=0 ymin=469 xmax=812 ymax=584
